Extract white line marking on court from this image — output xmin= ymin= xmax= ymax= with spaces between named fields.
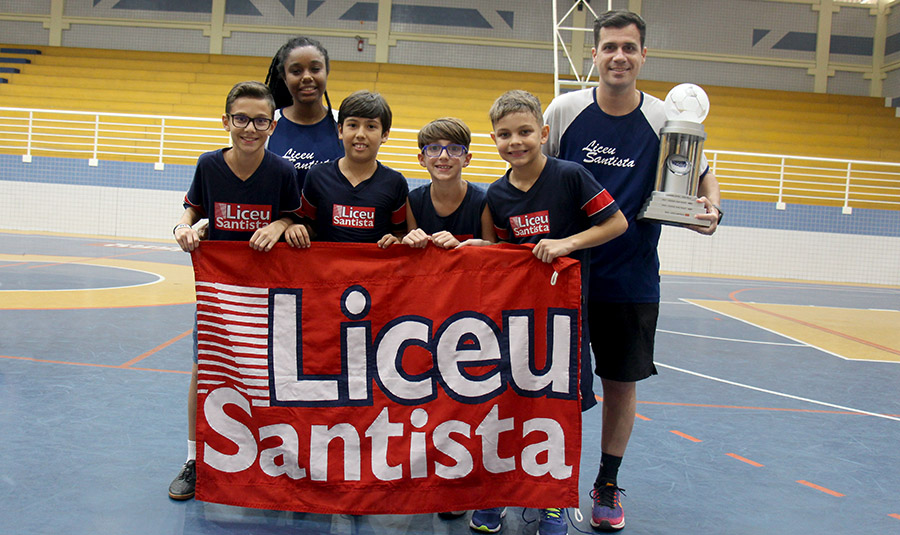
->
xmin=682 ymin=299 xmax=899 ymax=364
xmin=680 ymin=299 xmax=856 ymax=359
xmin=656 ymin=328 xmax=806 ymax=346
xmin=0 ymin=264 xmax=164 ymax=292
xmin=655 ymin=362 xmax=900 ymax=423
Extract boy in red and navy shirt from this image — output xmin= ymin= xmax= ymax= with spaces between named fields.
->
xmin=300 ymin=90 xmax=407 ymax=246
xmin=470 ymin=89 xmax=627 ymax=535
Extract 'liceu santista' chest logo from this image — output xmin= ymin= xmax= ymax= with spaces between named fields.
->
xmin=581 ymin=140 xmax=636 ymax=168
xmin=509 ymin=210 xmax=550 ymax=238
xmin=214 ymin=203 xmax=271 ymax=231
xmin=333 ymin=204 xmax=376 ymax=229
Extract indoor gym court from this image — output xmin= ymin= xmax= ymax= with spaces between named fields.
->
xmin=1 ymin=230 xmax=897 ymax=535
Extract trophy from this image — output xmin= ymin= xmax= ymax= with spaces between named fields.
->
xmin=638 ymin=83 xmax=711 ymax=227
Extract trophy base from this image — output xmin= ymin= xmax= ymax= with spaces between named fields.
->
xmin=638 ymin=192 xmax=711 ymax=227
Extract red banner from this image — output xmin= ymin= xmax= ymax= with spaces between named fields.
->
xmin=191 ymin=241 xmax=584 ymax=514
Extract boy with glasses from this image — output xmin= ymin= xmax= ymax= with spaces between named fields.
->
xmin=168 ymin=81 xmax=308 ymax=500
xmin=402 ymin=117 xmax=496 ymax=249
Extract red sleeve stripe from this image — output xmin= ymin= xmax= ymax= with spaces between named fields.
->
xmin=582 ymin=189 xmax=615 ymax=217
xmin=280 ymin=205 xmax=304 ymax=218
xmin=300 ymin=194 xmax=317 ymax=220
xmin=183 ymin=195 xmax=206 ymax=216
xmin=494 ymin=224 xmax=509 ymax=241
xmin=390 ymin=205 xmax=406 ymax=225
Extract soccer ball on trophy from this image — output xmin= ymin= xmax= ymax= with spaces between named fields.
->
xmin=664 ymin=83 xmax=710 ymax=123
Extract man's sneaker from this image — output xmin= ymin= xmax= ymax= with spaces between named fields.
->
xmin=538 ymin=508 xmax=568 ymax=535
xmin=168 ymin=460 xmax=196 ymax=500
xmin=590 ymin=482 xmax=625 ymax=531
xmin=469 ymin=507 xmax=506 ymax=533
xmin=438 ymin=511 xmax=466 ymax=520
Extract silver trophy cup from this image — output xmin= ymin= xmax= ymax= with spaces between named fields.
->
xmin=638 ymin=84 xmax=711 ymax=228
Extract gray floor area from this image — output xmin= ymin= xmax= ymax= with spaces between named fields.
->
xmin=1 ymin=232 xmax=899 ymax=534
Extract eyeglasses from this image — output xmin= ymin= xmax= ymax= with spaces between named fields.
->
xmin=422 ymin=144 xmax=468 ymax=158
xmin=228 ymin=114 xmax=273 ymax=130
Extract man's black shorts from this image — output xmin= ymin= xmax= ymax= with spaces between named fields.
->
xmin=588 ymin=302 xmax=659 ymax=382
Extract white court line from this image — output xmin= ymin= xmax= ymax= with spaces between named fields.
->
xmin=0 ymin=261 xmax=164 ymax=292
xmin=655 ymin=362 xmax=900 ymax=423
xmin=656 ymin=328 xmax=806 ymax=346
xmin=683 ymin=298 xmax=898 ymax=363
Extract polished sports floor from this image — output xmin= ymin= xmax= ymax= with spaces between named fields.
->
xmin=1 ymin=231 xmax=898 ymax=535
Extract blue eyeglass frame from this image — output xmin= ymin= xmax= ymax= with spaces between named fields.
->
xmin=421 ymin=143 xmax=468 ymax=158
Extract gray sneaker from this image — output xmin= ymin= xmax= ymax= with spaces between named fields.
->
xmin=168 ymin=460 xmax=196 ymax=500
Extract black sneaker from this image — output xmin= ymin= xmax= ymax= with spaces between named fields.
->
xmin=168 ymin=460 xmax=196 ymax=500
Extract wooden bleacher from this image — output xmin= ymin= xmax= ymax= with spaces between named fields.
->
xmin=2 ymin=44 xmax=899 ymax=164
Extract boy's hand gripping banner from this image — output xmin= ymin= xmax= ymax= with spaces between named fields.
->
xmin=191 ymin=241 xmax=584 ymax=514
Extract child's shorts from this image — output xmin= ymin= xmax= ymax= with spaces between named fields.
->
xmin=588 ymin=301 xmax=659 ymax=382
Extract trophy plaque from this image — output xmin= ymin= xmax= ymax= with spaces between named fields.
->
xmin=638 ymin=83 xmax=711 ymax=227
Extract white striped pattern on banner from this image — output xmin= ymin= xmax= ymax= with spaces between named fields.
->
xmin=195 ymin=282 xmax=272 ymax=407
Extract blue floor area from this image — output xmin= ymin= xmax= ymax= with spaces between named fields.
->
xmin=1 ymin=233 xmax=899 ymax=534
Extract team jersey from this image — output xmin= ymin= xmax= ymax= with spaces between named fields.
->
xmin=301 ymin=159 xmax=408 ymax=243
xmin=487 ymin=155 xmax=618 ymax=413
xmin=487 ymin=156 xmax=618 ymax=251
xmin=408 ymin=182 xmax=487 ymax=241
xmin=544 ymin=89 xmax=708 ymax=303
xmin=267 ymin=108 xmax=344 ymax=188
xmin=183 ymin=148 xmax=303 ymax=241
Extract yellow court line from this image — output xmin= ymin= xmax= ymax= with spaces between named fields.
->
xmin=0 ymin=254 xmax=195 ymax=309
xmin=688 ymin=299 xmax=900 ymax=363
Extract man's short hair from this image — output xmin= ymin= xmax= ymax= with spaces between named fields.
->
xmin=417 ymin=117 xmax=471 ymax=149
xmin=593 ymin=10 xmax=647 ymax=48
xmin=488 ymin=90 xmax=544 ymax=127
xmin=225 ymin=81 xmax=276 ymax=115
xmin=338 ymin=90 xmax=392 ymax=132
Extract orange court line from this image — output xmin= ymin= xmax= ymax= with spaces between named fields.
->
xmin=120 ymin=329 xmax=192 ymax=367
xmin=670 ymin=430 xmax=702 ymax=442
xmin=729 ymin=288 xmax=900 ymax=356
xmin=797 ymin=480 xmax=844 ymax=497
xmin=889 ymin=514 xmax=900 ymax=520
xmin=0 ymin=354 xmax=189 ymax=374
xmin=635 ymin=413 xmax=651 ymax=421
xmin=0 ymin=261 xmax=36 ymax=269
xmin=726 ymin=453 xmax=764 ymax=467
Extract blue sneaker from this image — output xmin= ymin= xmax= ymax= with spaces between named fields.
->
xmin=538 ymin=508 xmax=568 ymax=535
xmin=469 ymin=507 xmax=506 ymax=533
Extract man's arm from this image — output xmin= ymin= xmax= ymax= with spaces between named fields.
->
xmin=690 ymin=169 xmax=721 ymax=235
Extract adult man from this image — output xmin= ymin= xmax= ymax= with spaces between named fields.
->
xmin=543 ymin=10 xmax=721 ymax=532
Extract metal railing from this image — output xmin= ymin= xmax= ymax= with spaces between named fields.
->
xmin=1 ymin=106 xmax=898 ymax=212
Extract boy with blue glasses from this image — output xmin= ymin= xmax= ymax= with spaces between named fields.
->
xmin=403 ymin=117 xmax=496 ymax=249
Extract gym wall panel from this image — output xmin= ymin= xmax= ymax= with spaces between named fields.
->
xmin=828 ymin=70 xmax=870 ymax=98
xmin=640 ymin=57 xmax=811 ymax=93
xmin=0 ymin=21 xmax=49 ymax=46
xmin=61 ymin=25 xmax=209 ymax=54
xmin=642 ymin=0 xmax=817 ymax=61
xmin=830 ymin=5 xmax=874 ymax=65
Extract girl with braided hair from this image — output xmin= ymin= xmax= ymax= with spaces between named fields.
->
xmin=265 ymin=36 xmax=344 ymax=187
